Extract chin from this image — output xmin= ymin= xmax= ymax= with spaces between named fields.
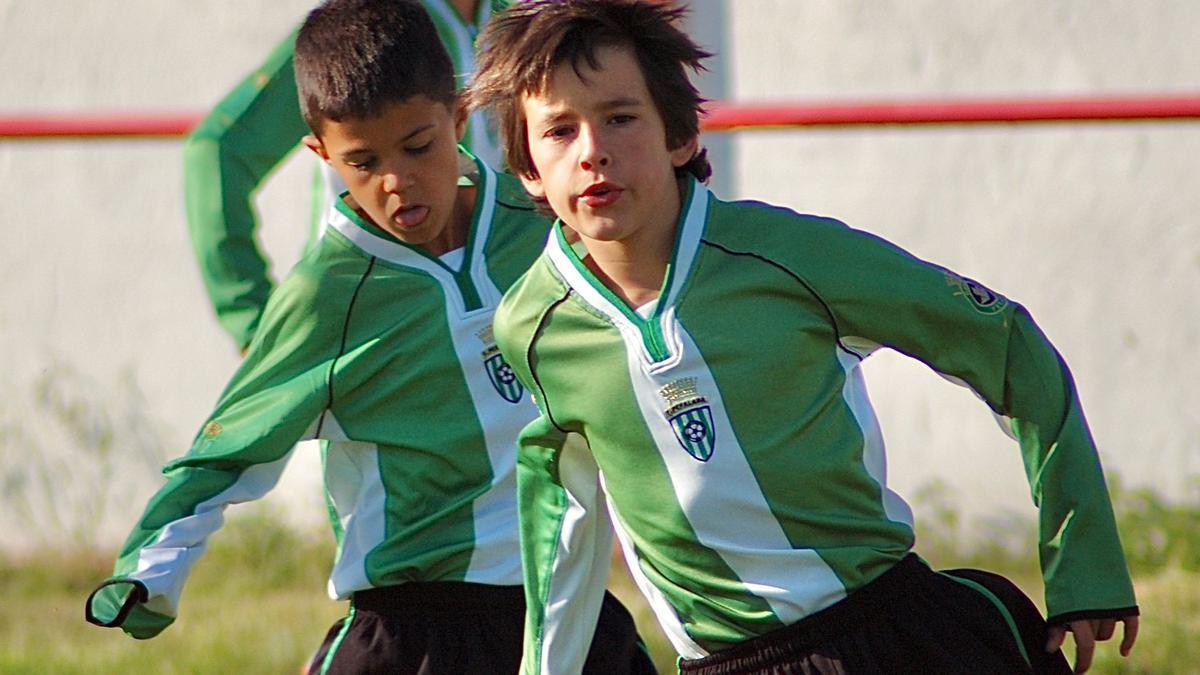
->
xmin=571 ymin=218 xmax=623 ymax=242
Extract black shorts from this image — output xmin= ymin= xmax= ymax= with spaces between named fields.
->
xmin=679 ymin=554 xmax=1071 ymax=675
xmin=307 ymin=581 xmax=656 ymax=675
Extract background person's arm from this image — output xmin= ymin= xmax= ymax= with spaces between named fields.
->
xmin=182 ymin=30 xmax=310 ymax=351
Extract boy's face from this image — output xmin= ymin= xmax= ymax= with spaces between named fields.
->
xmin=519 ymin=44 xmax=697 ymax=247
xmin=305 ymin=97 xmax=467 ymax=255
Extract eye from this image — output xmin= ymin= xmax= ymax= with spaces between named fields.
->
xmin=609 ymin=114 xmax=636 ymax=125
xmin=544 ymin=124 xmax=575 ymax=141
xmin=347 ymin=157 xmax=377 ymax=172
xmin=406 ymin=140 xmax=434 ymax=155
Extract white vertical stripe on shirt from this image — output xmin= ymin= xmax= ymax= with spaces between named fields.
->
xmin=622 ymin=327 xmax=848 ymax=630
xmin=536 ymin=436 xmax=614 ymax=675
xmin=836 ymin=348 xmax=915 ymax=527
xmin=322 ymin=413 xmax=388 ymax=599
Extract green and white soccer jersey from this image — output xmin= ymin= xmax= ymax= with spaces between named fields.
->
xmin=496 ymin=179 xmax=1137 ymax=670
xmin=91 ymin=155 xmax=548 ymax=638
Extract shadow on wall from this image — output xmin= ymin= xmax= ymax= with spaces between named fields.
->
xmin=0 ymin=361 xmax=171 ymax=553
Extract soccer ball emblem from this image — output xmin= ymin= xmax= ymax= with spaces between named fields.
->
xmin=496 ymin=363 xmax=516 ymax=385
xmin=682 ymin=419 xmax=708 ymax=442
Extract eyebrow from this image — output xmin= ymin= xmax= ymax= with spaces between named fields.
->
xmin=399 ymin=123 xmax=438 ymax=142
xmin=337 ymin=123 xmax=438 ymax=160
xmin=537 ymin=97 xmax=645 ymax=126
xmin=599 ymin=97 xmax=642 ymax=110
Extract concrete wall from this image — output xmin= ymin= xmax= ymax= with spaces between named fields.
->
xmin=0 ymin=0 xmax=321 ymax=551
xmin=1 ymin=0 xmax=1196 ymax=552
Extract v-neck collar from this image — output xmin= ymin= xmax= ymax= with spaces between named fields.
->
xmin=546 ymin=178 xmax=710 ymax=365
xmin=327 ymin=148 xmax=500 ymax=315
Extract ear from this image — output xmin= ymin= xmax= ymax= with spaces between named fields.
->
xmin=302 ymin=134 xmax=331 ymax=163
xmin=670 ymin=134 xmax=700 ymax=169
xmin=453 ymin=100 xmax=469 ymax=142
xmin=519 ymin=171 xmax=546 ymax=200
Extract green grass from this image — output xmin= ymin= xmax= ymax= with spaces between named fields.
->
xmin=0 ymin=511 xmax=345 ymax=675
xmin=4 ymin=479 xmax=1197 ymax=674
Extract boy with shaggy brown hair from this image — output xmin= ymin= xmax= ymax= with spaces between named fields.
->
xmin=469 ymin=1 xmax=1140 ymax=673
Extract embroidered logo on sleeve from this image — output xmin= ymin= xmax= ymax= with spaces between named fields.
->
xmin=659 ymin=377 xmax=715 ymax=462
xmin=478 ymin=325 xmax=524 ymax=404
xmin=945 ymin=272 xmax=1009 ymax=316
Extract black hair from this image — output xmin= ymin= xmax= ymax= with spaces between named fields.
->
xmin=294 ymin=0 xmax=457 ymax=134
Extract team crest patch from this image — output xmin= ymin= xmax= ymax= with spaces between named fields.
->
xmin=945 ymin=272 xmax=1009 ymax=316
xmin=478 ymin=325 xmax=523 ymax=403
xmin=659 ymin=378 xmax=715 ymax=461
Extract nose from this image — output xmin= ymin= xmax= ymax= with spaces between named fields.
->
xmin=381 ymin=166 xmax=414 ymax=194
xmin=578 ymin=125 xmax=610 ymax=171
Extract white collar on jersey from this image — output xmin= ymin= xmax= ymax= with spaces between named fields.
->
xmin=327 ymin=148 xmax=496 ymax=267
xmin=543 ymin=178 xmax=709 ymax=371
xmin=546 ymin=177 xmax=710 ymax=326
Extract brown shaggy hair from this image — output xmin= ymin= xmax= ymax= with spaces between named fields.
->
xmin=466 ymin=0 xmax=712 ymax=182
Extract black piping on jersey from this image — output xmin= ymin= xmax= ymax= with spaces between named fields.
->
xmin=699 ymin=239 xmax=866 ymax=362
xmin=314 ymin=256 xmax=377 ymax=438
xmin=525 ymin=289 xmax=575 ymax=435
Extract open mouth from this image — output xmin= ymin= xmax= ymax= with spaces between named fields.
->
xmin=580 ymin=183 xmax=622 ymax=207
xmin=391 ymin=204 xmax=430 ymax=229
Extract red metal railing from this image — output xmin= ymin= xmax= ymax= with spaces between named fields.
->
xmin=2 ymin=94 xmax=1199 ymax=139
xmin=700 ymin=94 xmax=1200 ymax=131
xmin=0 ymin=113 xmax=202 ymax=139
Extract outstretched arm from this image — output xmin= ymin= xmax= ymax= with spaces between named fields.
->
xmin=86 ymin=271 xmax=338 ymax=638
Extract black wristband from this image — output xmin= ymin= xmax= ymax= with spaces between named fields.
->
xmin=1046 ymin=605 xmax=1140 ymax=627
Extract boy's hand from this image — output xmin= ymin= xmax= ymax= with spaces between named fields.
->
xmin=1046 ymin=614 xmax=1139 ymax=673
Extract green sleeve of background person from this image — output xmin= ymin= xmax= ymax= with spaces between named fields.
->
xmin=183 ymin=30 xmax=309 ymax=351
xmin=748 ymin=208 xmax=1137 ymax=621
